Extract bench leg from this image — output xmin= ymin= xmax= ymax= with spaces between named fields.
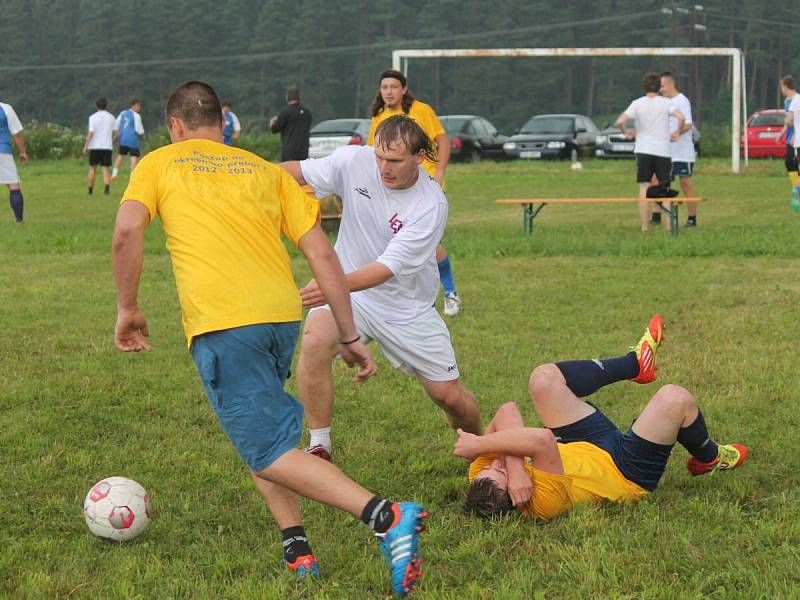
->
xmin=523 ymin=203 xmax=546 ymax=235
xmin=658 ymin=202 xmax=679 ymax=237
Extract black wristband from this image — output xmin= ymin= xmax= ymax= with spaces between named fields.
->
xmin=338 ymin=335 xmax=361 ymax=345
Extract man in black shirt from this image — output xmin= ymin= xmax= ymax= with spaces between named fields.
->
xmin=270 ymin=86 xmax=312 ymax=161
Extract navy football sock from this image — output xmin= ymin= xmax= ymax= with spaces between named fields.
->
xmin=9 ymin=189 xmax=23 ymax=222
xmin=677 ymin=411 xmax=718 ymax=463
xmin=555 ymin=353 xmax=640 ymax=397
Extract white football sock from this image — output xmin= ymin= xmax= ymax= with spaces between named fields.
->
xmin=309 ymin=427 xmax=331 ymax=451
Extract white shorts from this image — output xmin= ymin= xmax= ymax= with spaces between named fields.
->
xmin=312 ymin=302 xmax=460 ymax=382
xmin=0 ymin=154 xmax=19 ymax=184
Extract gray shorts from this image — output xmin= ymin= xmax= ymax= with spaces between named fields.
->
xmin=0 ymin=154 xmax=19 ymax=184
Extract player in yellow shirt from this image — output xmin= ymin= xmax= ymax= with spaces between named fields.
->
xmin=368 ymin=69 xmax=463 ymax=317
xmin=112 ymin=81 xmax=427 ymax=596
xmin=455 ymin=315 xmax=748 ymax=520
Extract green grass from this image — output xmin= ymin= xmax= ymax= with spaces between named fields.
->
xmin=2 ymin=156 xmax=800 ymax=598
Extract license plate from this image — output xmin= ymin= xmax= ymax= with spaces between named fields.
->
xmin=758 ymin=131 xmax=780 ymax=139
xmin=612 ymin=143 xmax=635 ymax=151
xmin=519 ymin=151 xmax=541 ymax=158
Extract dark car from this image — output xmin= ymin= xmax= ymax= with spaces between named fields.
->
xmin=595 ymin=119 xmax=636 ymax=159
xmin=503 ymin=114 xmax=598 ymax=161
xmin=439 ymin=115 xmax=508 ymax=162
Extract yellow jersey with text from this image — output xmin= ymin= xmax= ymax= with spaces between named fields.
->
xmin=121 ymin=139 xmax=319 ymax=345
xmin=469 ymin=442 xmax=648 ymax=520
xmin=368 ymin=100 xmax=446 ymax=180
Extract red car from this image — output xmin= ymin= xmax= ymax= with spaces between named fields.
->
xmin=742 ymin=109 xmax=787 ymax=158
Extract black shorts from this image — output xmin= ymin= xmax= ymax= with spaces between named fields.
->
xmin=89 ymin=149 xmax=112 ymax=167
xmin=549 ymin=405 xmax=673 ymax=491
xmin=636 ymin=153 xmax=672 ymax=183
xmin=118 ymin=145 xmax=141 ymax=157
xmin=785 ymin=144 xmax=798 ymax=173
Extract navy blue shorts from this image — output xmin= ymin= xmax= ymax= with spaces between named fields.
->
xmin=549 ymin=406 xmax=673 ymax=491
xmin=671 ymin=161 xmax=694 ymax=178
xmin=191 ymin=322 xmax=302 ymax=472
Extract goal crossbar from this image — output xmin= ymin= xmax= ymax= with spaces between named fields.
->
xmin=393 ymin=47 xmax=746 ymax=173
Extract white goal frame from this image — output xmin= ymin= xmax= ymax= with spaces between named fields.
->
xmin=393 ymin=48 xmax=747 ymax=173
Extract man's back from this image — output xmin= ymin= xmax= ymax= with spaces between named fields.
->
xmin=117 ymin=109 xmax=144 ymax=148
xmin=272 ymin=103 xmax=312 ymax=161
xmin=121 ymin=139 xmax=319 ymax=343
xmin=625 ymin=95 xmax=672 ymax=158
xmin=88 ymin=110 xmax=116 ymax=149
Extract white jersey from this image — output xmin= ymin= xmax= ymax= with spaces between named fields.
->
xmin=87 ymin=110 xmax=116 ymax=150
xmin=300 ymin=145 xmax=447 ymax=325
xmin=668 ymin=93 xmax=695 ymax=163
xmin=625 ymin=95 xmax=676 ymax=158
xmin=790 ymin=94 xmax=800 ymax=149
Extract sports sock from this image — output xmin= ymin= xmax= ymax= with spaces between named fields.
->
xmin=437 ymin=256 xmax=457 ymax=296
xmin=555 ymin=353 xmax=640 ymax=398
xmin=687 ymin=215 xmax=697 ymax=224
xmin=112 ymin=167 xmax=119 ymax=178
xmin=789 ymin=171 xmax=798 ymax=187
xmin=88 ymin=187 xmax=93 ymax=195
xmin=677 ymin=410 xmax=718 ymax=463
xmin=308 ymin=427 xmax=331 ymax=452
xmin=104 ymin=184 xmax=110 ymax=194
xmin=360 ymin=496 xmax=398 ymax=534
xmin=9 ymin=189 xmax=23 ymax=222
xmin=281 ymin=526 xmax=313 ymax=563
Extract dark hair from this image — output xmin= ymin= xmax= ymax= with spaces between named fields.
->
xmin=660 ymin=71 xmax=676 ymax=84
xmin=130 ymin=99 xmax=141 ymax=106
xmin=166 ymin=81 xmax=223 ymax=130
xmin=287 ymin=85 xmax=300 ymax=102
xmin=374 ymin=115 xmax=437 ymax=163
xmin=370 ymin=69 xmax=415 ymax=117
xmin=96 ymin=97 xmax=108 ymax=110
xmin=782 ymin=75 xmax=796 ymax=91
xmin=642 ymin=72 xmax=661 ymax=93
xmin=465 ymin=478 xmax=514 ymax=519
xmin=221 ymin=100 xmax=232 ymax=109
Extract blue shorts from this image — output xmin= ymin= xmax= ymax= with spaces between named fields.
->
xmin=549 ymin=406 xmax=673 ymax=491
xmin=190 ymin=322 xmax=302 ymax=472
xmin=671 ymin=161 xmax=694 ymax=178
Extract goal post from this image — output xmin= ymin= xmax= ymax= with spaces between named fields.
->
xmin=392 ymin=47 xmax=746 ymax=173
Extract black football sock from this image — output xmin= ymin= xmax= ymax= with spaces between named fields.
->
xmin=361 ymin=496 xmax=397 ymax=534
xmin=9 ymin=189 xmax=23 ymax=222
xmin=555 ymin=353 xmax=640 ymax=398
xmin=677 ymin=411 xmax=718 ymax=463
xmin=88 ymin=187 xmax=93 ymax=195
xmin=281 ymin=526 xmax=313 ymax=563
xmin=104 ymin=184 xmax=110 ymax=194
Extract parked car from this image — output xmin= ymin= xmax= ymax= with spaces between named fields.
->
xmin=741 ymin=109 xmax=787 ymax=159
xmin=308 ymin=118 xmax=370 ymax=159
xmin=595 ymin=119 xmax=636 ymax=159
xmin=439 ymin=115 xmax=507 ymax=162
xmin=503 ymin=114 xmax=598 ymax=161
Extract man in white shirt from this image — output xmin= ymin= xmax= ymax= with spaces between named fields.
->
xmin=778 ymin=76 xmax=799 ymax=191
xmin=786 ymin=87 xmax=800 ymax=211
xmin=82 ymin=97 xmax=117 ymax=195
xmin=660 ymin=72 xmax=698 ymax=227
xmin=617 ymin=73 xmax=685 ymax=232
xmin=0 ymin=101 xmax=28 ymax=224
xmin=281 ymin=115 xmax=482 ymax=461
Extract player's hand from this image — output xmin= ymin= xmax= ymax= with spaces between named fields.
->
xmin=453 ymin=428 xmax=483 ymax=461
xmin=338 ymin=339 xmax=377 ymax=382
xmin=269 ymin=116 xmax=277 ymax=127
xmin=115 ymin=309 xmax=153 ymax=352
xmin=624 ymin=129 xmax=635 ymax=140
xmin=18 ymin=152 xmax=28 ymax=165
xmin=670 ymin=132 xmax=680 ymax=142
xmin=507 ymin=467 xmax=533 ymax=507
xmin=82 ymin=146 xmax=88 ymax=155
xmin=300 ymin=278 xmax=327 ymax=309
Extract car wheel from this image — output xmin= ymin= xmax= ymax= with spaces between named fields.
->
xmin=470 ymin=148 xmax=482 ymax=163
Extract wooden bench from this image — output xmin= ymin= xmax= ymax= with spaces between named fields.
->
xmin=496 ymin=197 xmax=705 ymax=237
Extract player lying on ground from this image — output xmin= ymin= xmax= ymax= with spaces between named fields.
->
xmin=454 ymin=316 xmax=748 ymax=519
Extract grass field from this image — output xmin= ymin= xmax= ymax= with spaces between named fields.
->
xmin=2 ymin=155 xmax=800 ymax=599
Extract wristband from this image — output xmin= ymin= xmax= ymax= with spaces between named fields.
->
xmin=338 ymin=335 xmax=361 ymax=345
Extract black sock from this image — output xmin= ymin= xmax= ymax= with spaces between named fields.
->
xmin=677 ymin=411 xmax=718 ymax=463
xmin=88 ymin=187 xmax=93 ymax=195
xmin=687 ymin=215 xmax=696 ymax=223
xmin=360 ymin=496 xmax=397 ymax=534
xmin=9 ymin=189 xmax=23 ymax=222
xmin=104 ymin=185 xmax=110 ymax=194
xmin=281 ymin=526 xmax=313 ymax=563
xmin=555 ymin=353 xmax=640 ymax=398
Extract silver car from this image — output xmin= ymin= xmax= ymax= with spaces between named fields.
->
xmin=309 ymin=118 xmax=371 ymax=159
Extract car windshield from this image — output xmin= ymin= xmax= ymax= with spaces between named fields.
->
xmin=440 ymin=118 xmax=469 ymax=135
xmin=311 ymin=120 xmax=361 ymax=135
xmin=520 ymin=117 xmax=574 ymax=134
xmin=750 ymin=114 xmax=785 ymax=127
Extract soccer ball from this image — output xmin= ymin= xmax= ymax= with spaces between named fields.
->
xmin=571 ymin=161 xmax=584 ymax=171
xmin=84 ymin=477 xmax=152 ymax=542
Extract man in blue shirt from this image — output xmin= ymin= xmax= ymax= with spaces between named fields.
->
xmin=779 ymin=76 xmax=798 ymax=188
xmin=0 ymin=101 xmax=28 ymax=224
xmin=221 ymin=101 xmax=241 ymax=146
xmin=112 ymin=100 xmax=145 ymax=181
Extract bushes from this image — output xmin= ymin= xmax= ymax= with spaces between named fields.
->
xmin=22 ymin=121 xmax=85 ymax=160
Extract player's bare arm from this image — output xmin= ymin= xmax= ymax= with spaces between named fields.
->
xmin=112 ymin=200 xmax=152 ymax=352
xmin=300 ymin=262 xmax=393 ymax=309
xmin=616 ymin=113 xmax=634 ymax=139
xmin=13 ymin=132 xmax=28 ymax=164
xmin=279 ymin=161 xmax=306 ymax=185
xmin=297 ymin=224 xmax=377 ymax=382
xmin=434 ymin=132 xmax=450 ymax=185
xmin=82 ymin=131 xmax=94 ymax=155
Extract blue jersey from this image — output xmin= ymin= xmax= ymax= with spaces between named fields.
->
xmin=223 ymin=111 xmax=240 ymax=146
xmin=117 ymin=109 xmax=142 ymax=148
xmin=785 ymin=97 xmax=794 ymax=145
xmin=0 ymin=103 xmax=23 ymax=155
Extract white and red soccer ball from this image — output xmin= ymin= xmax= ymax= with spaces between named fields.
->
xmin=84 ymin=477 xmax=151 ymax=541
